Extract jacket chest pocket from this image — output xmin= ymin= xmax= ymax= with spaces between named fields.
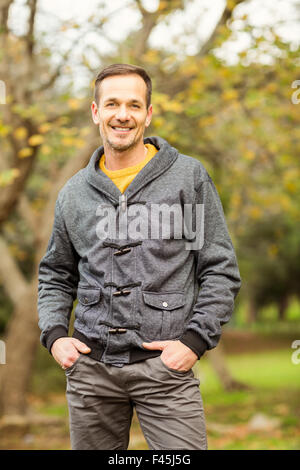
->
xmin=76 ymin=286 xmax=102 ymax=331
xmin=141 ymin=291 xmax=186 ymax=341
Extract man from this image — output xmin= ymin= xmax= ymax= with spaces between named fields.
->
xmin=38 ymin=63 xmax=241 ymax=450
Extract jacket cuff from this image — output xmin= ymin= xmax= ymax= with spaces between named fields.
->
xmin=179 ymin=330 xmax=208 ymax=359
xmin=45 ymin=326 xmax=69 ymax=354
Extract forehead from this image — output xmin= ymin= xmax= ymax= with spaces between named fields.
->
xmin=98 ymin=74 xmax=147 ymax=104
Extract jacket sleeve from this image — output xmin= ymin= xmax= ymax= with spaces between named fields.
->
xmin=38 ymin=197 xmax=79 ymax=353
xmin=180 ymin=176 xmax=241 ymax=358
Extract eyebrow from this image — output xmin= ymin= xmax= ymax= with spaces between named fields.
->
xmin=103 ymin=97 xmax=143 ymax=105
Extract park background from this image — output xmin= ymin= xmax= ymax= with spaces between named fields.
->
xmin=0 ymin=0 xmax=299 ymax=450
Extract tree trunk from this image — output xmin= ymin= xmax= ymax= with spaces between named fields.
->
xmin=206 ymin=340 xmax=250 ymax=391
xmin=0 ymin=278 xmax=39 ymax=416
xmin=246 ymin=298 xmax=258 ymax=324
xmin=278 ymin=295 xmax=289 ymax=321
xmin=0 ymin=135 xmax=98 ymax=418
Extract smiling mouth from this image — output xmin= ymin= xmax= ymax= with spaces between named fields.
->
xmin=111 ymin=126 xmax=133 ymax=133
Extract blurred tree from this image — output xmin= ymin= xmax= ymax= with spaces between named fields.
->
xmin=237 ymin=215 xmax=300 ymax=322
xmin=0 ymin=0 xmax=99 ymax=415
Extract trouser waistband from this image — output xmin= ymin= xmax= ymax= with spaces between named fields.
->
xmin=72 ymin=329 xmax=161 ymax=364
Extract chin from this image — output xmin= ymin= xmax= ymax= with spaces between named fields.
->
xmin=109 ymin=138 xmax=138 ymax=152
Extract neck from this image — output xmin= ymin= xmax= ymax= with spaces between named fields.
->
xmin=103 ymin=140 xmax=147 ymax=171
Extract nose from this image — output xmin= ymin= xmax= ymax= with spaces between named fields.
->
xmin=115 ymin=104 xmax=130 ymax=122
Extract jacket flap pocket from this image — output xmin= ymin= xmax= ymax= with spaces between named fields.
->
xmin=77 ymin=287 xmax=101 ymax=306
xmin=142 ymin=292 xmax=185 ymax=310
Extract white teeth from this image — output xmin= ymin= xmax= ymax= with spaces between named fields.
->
xmin=113 ymin=127 xmax=131 ymax=131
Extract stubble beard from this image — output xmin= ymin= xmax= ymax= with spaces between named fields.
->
xmin=103 ymin=127 xmax=143 ymax=153
xmin=107 ymin=138 xmax=137 ymax=152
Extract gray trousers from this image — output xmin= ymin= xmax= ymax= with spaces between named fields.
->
xmin=65 ymin=353 xmax=207 ymax=450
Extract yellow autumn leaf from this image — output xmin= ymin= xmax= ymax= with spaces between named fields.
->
xmin=200 ymin=57 xmax=210 ymax=67
xmin=18 ymin=147 xmax=34 ymax=158
xmin=14 ymin=127 xmax=28 ymax=140
xmin=280 ymin=195 xmax=291 ymax=211
xmin=68 ymin=99 xmax=81 ymax=110
xmin=248 ymin=207 xmax=262 ymax=220
xmin=142 ymin=50 xmax=159 ymax=63
xmin=0 ymin=125 xmax=11 ymax=137
xmin=267 ymin=142 xmax=278 ymax=153
xmin=227 ymin=0 xmax=237 ymax=10
xmin=32 ymin=198 xmax=45 ymax=211
xmin=265 ymin=82 xmax=277 ymax=93
xmin=153 ymin=93 xmax=169 ymax=106
xmin=222 ymin=89 xmax=238 ymax=101
xmin=60 ymin=127 xmax=76 ymax=136
xmin=38 ymin=123 xmax=52 ymax=134
xmin=40 ymin=145 xmax=52 ymax=155
xmin=284 ymin=181 xmax=297 ymax=194
xmin=166 ymin=101 xmax=183 ymax=113
xmin=183 ymin=61 xmax=199 ymax=75
xmin=158 ymin=1 xmax=168 ymax=11
xmin=231 ymin=193 xmax=241 ymax=208
xmin=152 ymin=117 xmax=165 ymax=128
xmin=74 ymin=138 xmax=85 ymax=148
xmin=154 ymin=97 xmax=183 ymax=113
xmin=220 ymin=68 xmax=231 ymax=78
xmin=62 ymin=136 xmax=75 ymax=146
xmin=244 ymin=150 xmax=255 ymax=161
xmin=28 ymin=134 xmax=44 ymax=146
xmin=198 ymin=116 xmax=215 ymax=127
xmin=55 ymin=116 xmax=70 ymax=126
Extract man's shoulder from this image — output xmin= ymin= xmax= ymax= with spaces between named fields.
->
xmin=174 ymin=151 xmax=211 ymax=187
xmin=57 ymin=168 xmax=86 ymax=203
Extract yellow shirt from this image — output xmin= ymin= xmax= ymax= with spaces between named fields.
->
xmin=99 ymin=143 xmax=158 ymax=194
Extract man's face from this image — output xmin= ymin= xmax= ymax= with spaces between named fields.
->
xmin=91 ymin=74 xmax=152 ymax=152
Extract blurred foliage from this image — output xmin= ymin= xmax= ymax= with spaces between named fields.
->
xmin=147 ymin=32 xmax=300 ymax=322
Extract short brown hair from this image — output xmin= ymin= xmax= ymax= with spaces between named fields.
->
xmin=94 ymin=63 xmax=152 ymax=108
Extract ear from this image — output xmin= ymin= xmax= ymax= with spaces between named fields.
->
xmin=145 ymin=104 xmax=153 ymax=128
xmin=91 ymin=101 xmax=100 ymax=125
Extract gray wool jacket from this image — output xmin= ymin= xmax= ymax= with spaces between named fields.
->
xmin=38 ymin=136 xmax=241 ymax=367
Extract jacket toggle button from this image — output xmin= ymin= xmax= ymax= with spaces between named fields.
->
xmin=113 ymin=289 xmax=131 ymax=296
xmin=109 ymin=328 xmax=127 ymax=334
xmin=114 ymin=247 xmax=131 ymax=256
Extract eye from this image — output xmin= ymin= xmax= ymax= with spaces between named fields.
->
xmin=106 ymin=102 xmax=115 ymax=107
xmin=132 ymin=103 xmax=140 ymax=108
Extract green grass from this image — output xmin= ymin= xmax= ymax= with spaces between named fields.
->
xmin=192 ymin=349 xmax=300 ymax=450
xmin=38 ymin=403 xmax=68 ymax=418
xmin=196 ymin=349 xmax=300 ymax=396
